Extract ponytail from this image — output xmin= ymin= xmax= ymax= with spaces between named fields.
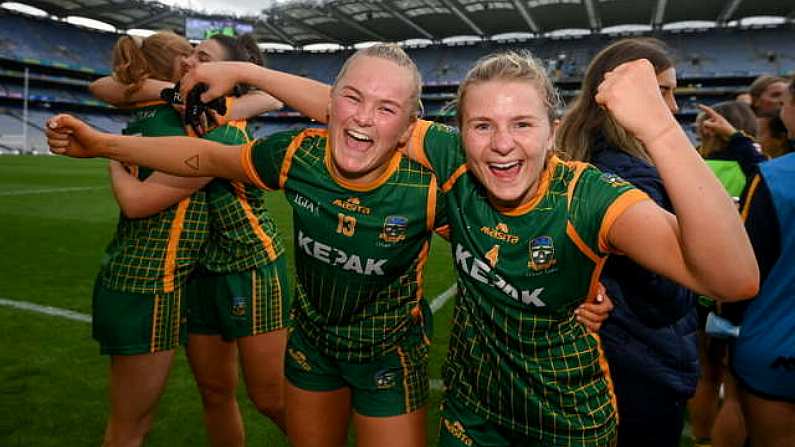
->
xmin=111 ymin=35 xmax=150 ymax=97
xmin=111 ymin=32 xmax=192 ymax=99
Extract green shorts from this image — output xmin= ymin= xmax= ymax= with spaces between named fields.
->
xmin=92 ymin=281 xmax=186 ymax=355
xmin=439 ymin=395 xmax=617 ymax=447
xmin=284 ymin=323 xmax=431 ymax=417
xmin=187 ymin=257 xmax=290 ymax=340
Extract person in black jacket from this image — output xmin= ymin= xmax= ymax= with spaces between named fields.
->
xmin=557 ymin=37 xmax=699 ymax=447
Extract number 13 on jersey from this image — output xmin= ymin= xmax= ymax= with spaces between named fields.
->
xmin=336 ymin=213 xmax=357 ymax=237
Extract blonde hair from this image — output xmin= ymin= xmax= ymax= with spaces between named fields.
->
xmin=333 ymin=43 xmax=423 ymax=117
xmin=111 ymin=32 xmax=192 ymax=98
xmin=454 ymin=51 xmax=561 ymax=128
xmin=557 ymin=38 xmax=673 ymax=165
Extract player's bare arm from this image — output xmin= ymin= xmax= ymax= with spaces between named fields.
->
xmin=598 ymin=60 xmax=758 ymax=302
xmin=47 ymin=114 xmax=249 ymax=183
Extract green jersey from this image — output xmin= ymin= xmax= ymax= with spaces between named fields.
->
xmin=410 ymin=121 xmax=649 ymax=443
xmin=199 ymin=122 xmax=285 ymax=273
xmin=242 ymin=128 xmax=445 ymax=362
xmin=100 ymin=103 xmax=208 ymax=294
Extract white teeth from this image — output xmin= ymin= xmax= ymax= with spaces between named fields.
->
xmin=346 ymin=130 xmax=372 ymax=142
xmin=489 ymin=161 xmax=520 ymax=170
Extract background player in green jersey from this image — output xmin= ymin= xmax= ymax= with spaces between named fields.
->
xmin=46 ymin=44 xmax=440 ymax=447
xmin=92 ymin=32 xmax=201 ymax=447
xmin=91 ymin=34 xmax=290 ymax=446
xmin=175 ymin=51 xmax=758 ymax=444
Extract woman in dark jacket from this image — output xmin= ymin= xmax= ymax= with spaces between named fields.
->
xmin=557 ymin=37 xmax=698 ymax=447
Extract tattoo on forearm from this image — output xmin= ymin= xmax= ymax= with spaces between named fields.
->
xmin=184 ymin=154 xmax=200 ymax=171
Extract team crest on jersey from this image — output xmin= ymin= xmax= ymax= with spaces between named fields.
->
xmin=528 ymin=236 xmax=557 ymax=271
xmin=379 ymin=215 xmax=408 ymax=243
xmin=231 ymin=296 xmax=247 ymax=317
xmin=600 ymin=172 xmax=630 ymax=188
xmin=374 ymin=369 xmax=398 ymax=389
xmin=288 ymin=348 xmax=312 ymax=372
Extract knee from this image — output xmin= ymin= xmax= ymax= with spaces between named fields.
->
xmin=195 ymin=377 xmax=237 ymax=408
xmin=248 ymin=383 xmax=284 ymax=418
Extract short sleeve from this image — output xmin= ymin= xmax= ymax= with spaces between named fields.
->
xmin=405 ymin=120 xmax=466 ymax=187
xmin=568 ymin=166 xmax=650 ymax=256
xmin=240 ymin=129 xmax=302 ymax=190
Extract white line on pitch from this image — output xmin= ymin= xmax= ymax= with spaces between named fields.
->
xmin=0 ymin=297 xmax=91 ymax=322
xmin=430 ymin=284 xmax=456 ymax=313
xmin=0 ymin=186 xmax=104 ymax=196
xmin=1 ymin=283 xmax=455 ymax=389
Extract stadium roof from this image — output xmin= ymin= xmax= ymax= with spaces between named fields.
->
xmin=8 ymin=0 xmax=795 ymax=47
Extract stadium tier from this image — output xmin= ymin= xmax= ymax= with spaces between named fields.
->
xmin=0 ymin=9 xmax=794 ymax=153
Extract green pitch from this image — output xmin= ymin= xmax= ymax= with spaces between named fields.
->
xmin=0 ymin=155 xmax=456 ymax=446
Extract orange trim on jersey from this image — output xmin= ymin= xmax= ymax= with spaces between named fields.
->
xmin=565 ymin=161 xmax=589 ymax=210
xmin=226 ymin=119 xmax=248 ymax=138
xmin=233 ymin=181 xmax=278 ymax=261
xmin=441 ymin=164 xmax=468 ymax=192
xmin=240 ymin=140 xmax=269 ymax=190
xmin=593 ymin=330 xmax=619 ymax=422
xmin=434 ymin=224 xmax=451 ymax=241
xmin=580 ymin=249 xmax=619 ymax=421
xmin=149 ymin=293 xmax=161 ymax=353
xmin=282 ymin=129 xmax=326 ymax=189
xmin=740 ymin=174 xmax=762 ymax=222
xmin=497 ymin=156 xmax=560 ymax=217
xmin=400 ymin=119 xmax=434 ymax=170
xmin=396 ymin=345 xmax=412 ymax=410
xmin=251 ymin=268 xmax=259 ymax=334
xmin=325 ymin=144 xmax=403 ymax=192
xmin=566 ymin=221 xmax=601 ymax=265
xmin=127 ymin=99 xmax=166 ymax=109
xmin=223 ymin=97 xmax=235 ymax=123
xmin=426 ymin=176 xmax=438 ymax=231
xmin=598 ymin=189 xmax=650 ymax=254
xmin=163 ymin=198 xmax=190 ymax=293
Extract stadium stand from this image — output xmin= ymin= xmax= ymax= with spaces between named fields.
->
xmin=0 ymin=3 xmax=793 ymax=153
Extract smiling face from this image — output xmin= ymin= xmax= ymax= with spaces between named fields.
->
xmin=327 ymin=55 xmax=416 ymax=184
xmin=461 ymin=80 xmax=556 ymax=209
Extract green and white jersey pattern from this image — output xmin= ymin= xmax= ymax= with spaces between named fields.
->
xmin=242 ymin=128 xmax=445 ymax=362
xmin=100 ymin=103 xmax=208 ymax=294
xmin=410 ymin=121 xmax=649 ymax=443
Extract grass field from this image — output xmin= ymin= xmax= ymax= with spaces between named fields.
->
xmin=0 ymin=155 xmax=457 ymax=446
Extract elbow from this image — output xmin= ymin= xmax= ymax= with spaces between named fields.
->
xmin=121 ymin=207 xmax=148 ymax=219
xmin=711 ymin=270 xmax=760 ymax=302
xmin=119 ymin=202 xmax=148 ymax=219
